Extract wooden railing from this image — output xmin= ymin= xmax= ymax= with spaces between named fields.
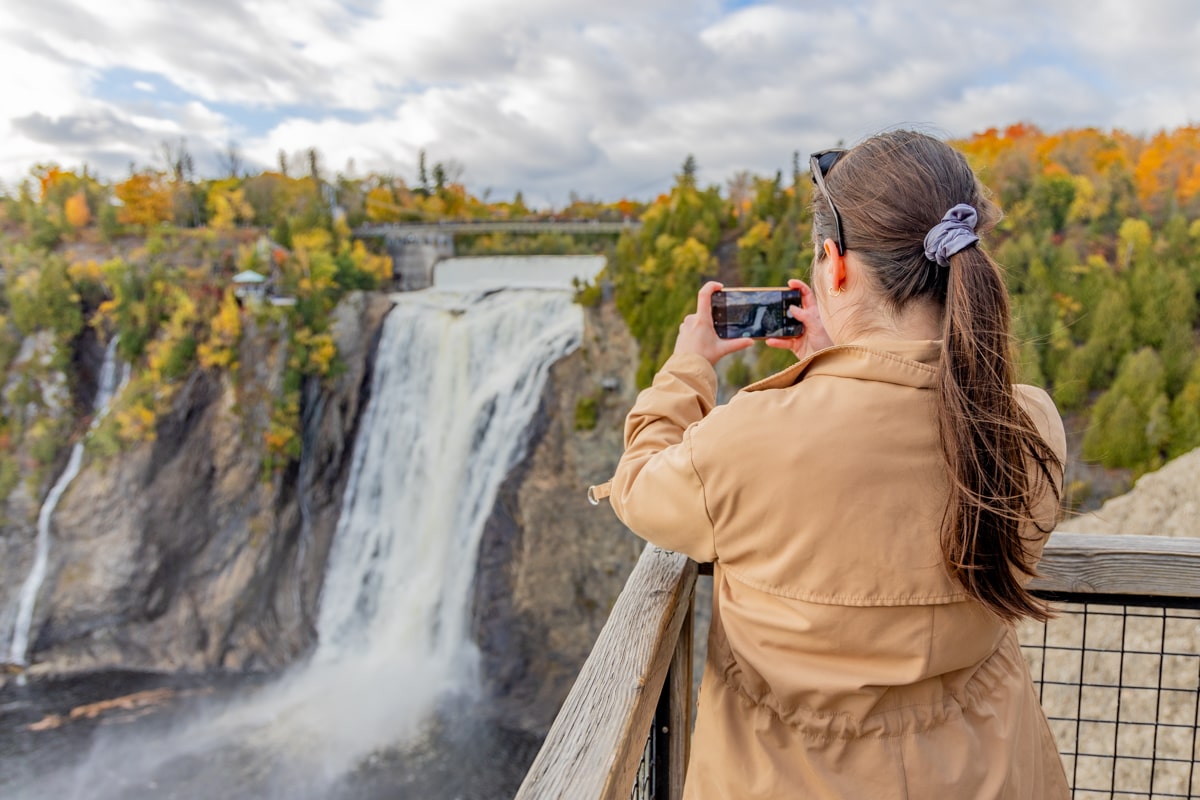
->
xmin=516 ymin=547 xmax=696 ymax=800
xmin=515 ymin=533 xmax=1200 ymax=800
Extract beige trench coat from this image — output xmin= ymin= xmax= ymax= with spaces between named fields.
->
xmin=606 ymin=340 xmax=1070 ymax=800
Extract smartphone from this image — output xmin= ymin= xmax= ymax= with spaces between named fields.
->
xmin=711 ymin=288 xmax=804 ymax=339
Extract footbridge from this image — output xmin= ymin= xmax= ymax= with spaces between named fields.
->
xmin=354 ymin=220 xmax=641 ymax=290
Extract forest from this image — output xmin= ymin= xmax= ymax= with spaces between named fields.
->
xmin=1 ymin=124 xmax=1199 ymax=513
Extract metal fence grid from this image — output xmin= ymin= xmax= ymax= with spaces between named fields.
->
xmin=630 ymin=671 xmax=673 ymax=800
xmin=629 ymin=728 xmax=657 ymax=800
xmin=1018 ymin=597 xmax=1200 ymax=800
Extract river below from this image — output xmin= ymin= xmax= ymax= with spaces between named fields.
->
xmin=0 ymin=670 xmax=540 ymax=799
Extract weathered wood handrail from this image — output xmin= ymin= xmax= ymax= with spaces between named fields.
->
xmin=1030 ymin=532 xmax=1200 ymax=598
xmin=517 ymin=532 xmax=1200 ymax=799
xmin=515 ymin=544 xmax=696 ymax=800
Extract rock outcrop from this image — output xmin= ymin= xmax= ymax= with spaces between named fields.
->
xmin=474 ymin=299 xmax=647 ymax=733
xmin=1055 ymin=447 xmax=1200 ymax=538
xmin=3 ymin=291 xmax=392 ymax=676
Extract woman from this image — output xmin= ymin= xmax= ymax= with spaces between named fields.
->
xmin=596 ymin=131 xmax=1069 ymax=798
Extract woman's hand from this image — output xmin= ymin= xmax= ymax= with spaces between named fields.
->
xmin=765 ymin=279 xmax=834 ymax=361
xmin=673 ymin=281 xmax=754 ymax=365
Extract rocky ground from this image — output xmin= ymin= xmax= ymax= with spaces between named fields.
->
xmin=1055 ymin=447 xmax=1200 ymax=538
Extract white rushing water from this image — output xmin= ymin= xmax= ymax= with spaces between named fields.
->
xmin=6 ymin=338 xmax=126 ymax=667
xmin=306 ymin=286 xmax=582 ymax=756
xmin=167 ymin=275 xmax=585 ymax=781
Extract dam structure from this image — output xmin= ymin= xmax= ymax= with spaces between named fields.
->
xmin=355 ymin=219 xmax=638 ymax=290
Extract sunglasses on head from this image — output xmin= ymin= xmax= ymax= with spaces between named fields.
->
xmin=810 ymin=148 xmax=848 ymax=256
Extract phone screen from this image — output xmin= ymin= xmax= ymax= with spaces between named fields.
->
xmin=711 ymin=289 xmax=804 ymax=339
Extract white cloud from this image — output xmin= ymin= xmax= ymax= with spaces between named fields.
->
xmin=1 ymin=0 xmax=1199 ymax=199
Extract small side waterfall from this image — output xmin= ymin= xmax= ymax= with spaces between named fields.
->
xmin=6 ymin=338 xmax=126 ymax=668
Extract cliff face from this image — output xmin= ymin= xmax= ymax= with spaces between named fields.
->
xmin=1 ymin=291 xmax=392 ymax=676
xmin=474 ymin=299 xmax=646 ymax=733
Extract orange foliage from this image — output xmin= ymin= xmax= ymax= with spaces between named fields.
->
xmin=1133 ymin=125 xmax=1200 ymax=213
xmin=35 ymin=165 xmax=66 ymax=202
xmin=64 ymin=191 xmax=91 ymax=228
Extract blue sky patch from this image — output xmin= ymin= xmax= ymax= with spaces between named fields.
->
xmin=93 ymin=66 xmax=372 ymax=140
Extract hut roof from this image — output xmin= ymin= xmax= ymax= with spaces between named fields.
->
xmin=232 ymin=270 xmax=267 ymax=284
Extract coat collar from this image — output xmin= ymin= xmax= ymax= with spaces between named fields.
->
xmin=742 ymin=339 xmax=941 ymax=393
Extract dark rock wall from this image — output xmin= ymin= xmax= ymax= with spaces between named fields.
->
xmin=473 ymin=300 xmax=646 ymax=734
xmin=10 ymin=291 xmax=392 ymax=677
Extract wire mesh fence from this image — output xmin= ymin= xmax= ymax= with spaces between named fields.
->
xmin=629 ymin=670 xmax=673 ymax=800
xmin=629 ymin=727 xmax=657 ymax=800
xmin=1018 ymin=596 xmax=1200 ymax=799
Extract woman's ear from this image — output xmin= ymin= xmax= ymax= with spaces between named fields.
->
xmin=822 ymin=238 xmax=848 ymax=293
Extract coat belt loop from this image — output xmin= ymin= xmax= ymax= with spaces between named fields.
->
xmin=587 ymin=480 xmax=612 ymax=505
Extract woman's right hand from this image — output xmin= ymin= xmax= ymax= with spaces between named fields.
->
xmin=765 ymin=279 xmax=833 ymax=361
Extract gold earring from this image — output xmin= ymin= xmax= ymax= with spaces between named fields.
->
xmin=828 ymin=285 xmax=843 ymax=297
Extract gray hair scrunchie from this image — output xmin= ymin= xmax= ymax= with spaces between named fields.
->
xmin=924 ymin=203 xmax=979 ymax=267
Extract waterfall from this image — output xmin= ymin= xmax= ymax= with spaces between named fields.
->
xmin=2 ymin=272 xmax=587 ymax=798
xmin=183 ymin=284 xmax=583 ymax=777
xmin=7 ymin=337 xmax=126 ymax=667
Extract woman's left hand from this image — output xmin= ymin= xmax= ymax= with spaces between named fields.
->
xmin=765 ymin=279 xmax=834 ymax=361
xmin=673 ymin=281 xmax=755 ymax=365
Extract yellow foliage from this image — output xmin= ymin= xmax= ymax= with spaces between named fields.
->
xmin=265 ymin=395 xmax=301 ymax=459
xmin=292 ymin=327 xmax=337 ymax=377
xmin=207 ymin=184 xmax=255 ymax=230
xmin=198 ymin=290 xmax=242 ymax=369
xmin=144 ymin=290 xmax=197 ymax=376
xmin=264 ymin=423 xmax=296 ymax=454
xmin=64 ymin=191 xmax=91 ymax=228
xmin=1065 ymin=176 xmax=1101 ymax=225
xmin=348 ymin=240 xmax=392 ymax=284
xmin=365 ymin=187 xmax=403 ymax=222
xmin=115 ymin=403 xmax=157 ymax=443
xmin=309 ymin=333 xmax=337 ymax=376
xmin=115 ymin=172 xmax=172 ymax=229
xmin=420 ymin=194 xmax=446 ymax=219
xmin=737 ymin=220 xmax=772 ymax=253
xmin=292 ymin=227 xmax=332 ymax=254
xmin=68 ymin=259 xmax=104 ymax=286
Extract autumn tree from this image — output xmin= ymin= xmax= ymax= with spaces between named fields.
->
xmin=206 ymin=180 xmax=255 ymax=229
xmin=114 ymin=171 xmax=172 ymax=230
xmin=64 ymin=190 xmax=91 ymax=229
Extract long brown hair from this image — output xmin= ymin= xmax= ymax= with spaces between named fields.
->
xmin=811 ymin=130 xmax=1062 ymax=622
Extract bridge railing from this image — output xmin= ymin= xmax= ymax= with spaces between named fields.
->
xmin=355 ymin=219 xmax=642 ymax=237
xmin=515 ymin=533 xmax=1200 ymax=800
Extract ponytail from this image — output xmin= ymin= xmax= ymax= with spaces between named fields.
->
xmin=937 ymin=245 xmax=1061 ymax=622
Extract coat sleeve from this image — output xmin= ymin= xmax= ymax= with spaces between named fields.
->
xmin=1015 ymin=383 xmax=1068 ymax=568
xmin=608 ymin=352 xmax=720 ymax=563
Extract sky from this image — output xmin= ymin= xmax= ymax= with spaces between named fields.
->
xmin=1 ymin=0 xmax=1199 ymax=207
